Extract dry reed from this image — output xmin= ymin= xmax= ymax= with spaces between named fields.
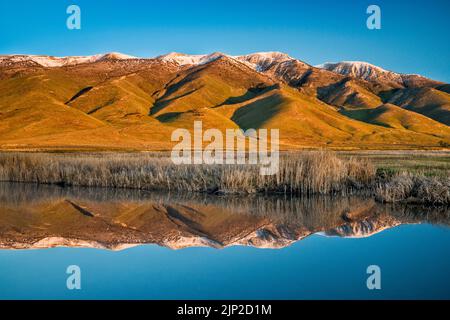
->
xmin=375 ymin=172 xmax=450 ymax=205
xmin=0 ymin=151 xmax=375 ymax=196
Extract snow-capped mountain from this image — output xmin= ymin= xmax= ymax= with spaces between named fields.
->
xmin=157 ymin=52 xmax=227 ymax=66
xmin=0 ymin=52 xmax=137 ymax=67
xmin=315 ymin=61 xmax=440 ymax=87
xmin=1 ymin=51 xmax=442 ymax=91
xmin=235 ymin=52 xmax=294 ymax=71
xmin=316 ymin=61 xmax=403 ymax=82
xmin=156 ymin=51 xmax=294 ymax=70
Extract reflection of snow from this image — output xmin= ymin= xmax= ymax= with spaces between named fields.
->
xmin=163 ymin=236 xmax=222 ymax=250
xmin=318 ymin=219 xmax=404 ymax=239
xmin=3 ymin=237 xmax=139 ymax=251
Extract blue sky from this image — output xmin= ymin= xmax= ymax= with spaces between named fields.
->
xmin=0 ymin=0 xmax=449 ymax=81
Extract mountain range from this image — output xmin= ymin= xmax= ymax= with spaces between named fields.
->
xmin=1 ymin=51 xmax=449 ymax=150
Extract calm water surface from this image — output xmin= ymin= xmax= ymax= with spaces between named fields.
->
xmin=0 ymin=182 xmax=449 ymax=299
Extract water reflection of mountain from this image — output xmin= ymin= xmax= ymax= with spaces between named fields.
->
xmin=0 ymin=182 xmax=449 ymax=250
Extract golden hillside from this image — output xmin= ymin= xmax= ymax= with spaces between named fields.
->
xmin=0 ymin=53 xmax=449 ymax=150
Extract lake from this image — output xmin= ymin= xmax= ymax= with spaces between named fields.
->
xmin=0 ymin=182 xmax=449 ymax=299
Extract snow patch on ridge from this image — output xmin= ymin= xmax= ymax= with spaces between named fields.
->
xmin=315 ymin=61 xmax=407 ymax=82
xmin=235 ymin=52 xmax=293 ymax=71
xmin=0 ymin=50 xmax=304 ymax=73
xmin=0 ymin=51 xmax=431 ymax=85
xmin=157 ymin=52 xmax=227 ymax=66
xmin=0 ymin=52 xmax=137 ymax=67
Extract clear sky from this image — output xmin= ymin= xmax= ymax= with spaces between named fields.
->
xmin=0 ymin=0 xmax=449 ymax=82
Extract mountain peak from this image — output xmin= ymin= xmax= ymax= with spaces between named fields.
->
xmin=315 ymin=60 xmax=441 ymax=88
xmin=316 ymin=61 xmax=392 ymax=79
xmin=242 ymin=51 xmax=292 ymax=59
xmin=98 ymin=52 xmax=137 ymax=60
xmin=235 ymin=51 xmax=293 ymax=71
xmin=157 ymin=52 xmax=227 ymax=66
xmin=0 ymin=52 xmax=136 ymax=67
xmin=0 ymin=52 xmax=441 ymax=89
xmin=156 ymin=51 xmax=294 ymax=70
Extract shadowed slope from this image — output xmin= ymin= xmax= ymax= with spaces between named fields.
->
xmin=383 ymin=88 xmax=450 ymax=125
xmin=0 ymin=53 xmax=449 ymax=150
xmin=317 ymin=78 xmax=383 ymax=109
xmin=341 ymin=103 xmax=450 ymax=140
xmin=149 ymin=56 xmax=275 ymax=131
xmin=0 ymin=60 xmax=180 ymax=149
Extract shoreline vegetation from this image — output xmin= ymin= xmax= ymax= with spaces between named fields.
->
xmin=0 ymin=151 xmax=448 ymax=205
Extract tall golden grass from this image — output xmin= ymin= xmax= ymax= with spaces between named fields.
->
xmin=1 ymin=151 xmax=448 ymax=204
xmin=375 ymin=172 xmax=450 ymax=205
xmin=0 ymin=151 xmax=375 ymax=195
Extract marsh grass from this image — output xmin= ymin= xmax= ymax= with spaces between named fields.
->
xmin=0 ymin=151 xmax=375 ymax=196
xmin=341 ymin=150 xmax=450 ymax=177
xmin=0 ymin=151 xmax=448 ymax=204
xmin=375 ymin=172 xmax=450 ymax=205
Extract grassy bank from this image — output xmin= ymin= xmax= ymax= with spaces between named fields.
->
xmin=0 ymin=151 xmax=374 ymax=195
xmin=340 ymin=150 xmax=450 ymax=177
xmin=375 ymin=173 xmax=450 ymax=205
xmin=0 ymin=151 xmax=448 ymax=204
